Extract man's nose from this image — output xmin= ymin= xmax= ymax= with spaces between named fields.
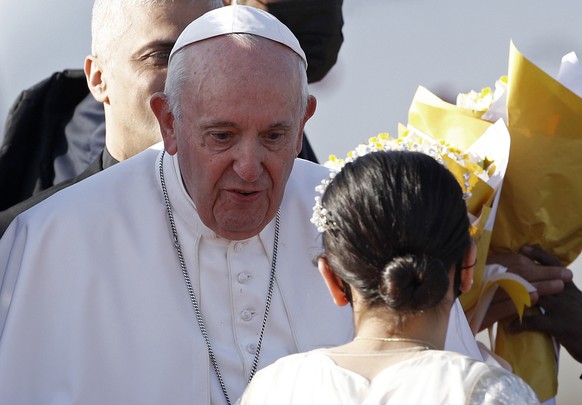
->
xmin=233 ymin=138 xmax=264 ymax=182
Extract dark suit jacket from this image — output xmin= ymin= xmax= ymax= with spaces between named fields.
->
xmin=0 ymin=153 xmax=107 ymax=237
xmin=0 ymin=70 xmax=90 ymax=210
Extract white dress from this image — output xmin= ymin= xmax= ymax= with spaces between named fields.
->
xmin=241 ymin=348 xmax=539 ymax=405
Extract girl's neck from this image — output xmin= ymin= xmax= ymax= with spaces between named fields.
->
xmin=351 ymin=303 xmax=448 ymax=352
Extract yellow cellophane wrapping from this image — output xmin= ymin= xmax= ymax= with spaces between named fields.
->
xmin=491 ymin=42 xmax=582 ymax=264
xmin=488 ymin=42 xmax=582 ymax=401
xmin=495 ymin=310 xmax=557 ymax=402
xmin=408 ymin=86 xmax=491 ymax=150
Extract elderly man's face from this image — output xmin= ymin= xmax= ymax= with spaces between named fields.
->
xmin=154 ymin=37 xmax=316 ymax=240
xmin=88 ymin=2 xmax=212 ymax=159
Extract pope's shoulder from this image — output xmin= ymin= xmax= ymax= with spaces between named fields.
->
xmin=11 ymin=147 xmax=162 ymax=230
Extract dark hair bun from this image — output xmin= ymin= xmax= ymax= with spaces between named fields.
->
xmin=378 ymin=255 xmax=450 ymax=311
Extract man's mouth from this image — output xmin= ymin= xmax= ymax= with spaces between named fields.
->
xmin=231 ymin=189 xmax=257 ymax=197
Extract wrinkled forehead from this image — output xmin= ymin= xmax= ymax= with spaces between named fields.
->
xmin=169 ymin=36 xmax=306 ymax=123
xmin=173 ymin=34 xmax=306 ymax=100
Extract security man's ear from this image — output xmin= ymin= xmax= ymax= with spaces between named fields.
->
xmin=85 ymin=55 xmax=108 ymax=104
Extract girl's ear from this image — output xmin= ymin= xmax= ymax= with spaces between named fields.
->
xmin=318 ymin=257 xmax=349 ymax=306
xmin=459 ymin=242 xmax=477 ymax=293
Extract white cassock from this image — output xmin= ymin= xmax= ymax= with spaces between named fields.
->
xmin=0 ymin=144 xmax=480 ymax=404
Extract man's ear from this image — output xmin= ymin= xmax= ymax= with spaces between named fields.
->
xmin=318 ymin=257 xmax=349 ymax=307
xmin=459 ymin=242 xmax=477 ymax=293
xmin=84 ymin=55 xmax=108 ymax=103
xmin=150 ymin=93 xmax=177 ymax=155
xmin=296 ymin=95 xmax=317 ymax=155
xmin=303 ymin=95 xmax=317 ymax=122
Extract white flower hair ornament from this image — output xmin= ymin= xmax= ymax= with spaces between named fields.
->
xmin=310 ymin=130 xmax=490 ymax=234
xmin=310 ymin=172 xmax=336 ymax=233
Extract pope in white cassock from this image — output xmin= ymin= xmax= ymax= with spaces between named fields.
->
xmin=0 ymin=5 xmax=481 ymax=404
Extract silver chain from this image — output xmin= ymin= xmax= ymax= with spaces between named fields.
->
xmin=158 ymin=151 xmax=279 ymax=405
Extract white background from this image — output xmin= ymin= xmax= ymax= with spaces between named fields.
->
xmin=1 ymin=0 xmax=581 ymax=402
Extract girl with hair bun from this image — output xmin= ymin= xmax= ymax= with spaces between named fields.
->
xmin=242 ymin=150 xmax=538 ymax=404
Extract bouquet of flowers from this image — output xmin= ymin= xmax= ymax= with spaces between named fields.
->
xmin=409 ymin=42 xmax=582 ymax=401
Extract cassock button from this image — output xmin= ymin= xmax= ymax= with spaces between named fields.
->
xmin=237 ymin=272 xmax=253 ymax=284
xmin=240 ymin=309 xmax=255 ymax=321
xmin=234 ymin=242 xmax=244 ymax=252
xmin=246 ymin=343 xmax=258 ymax=354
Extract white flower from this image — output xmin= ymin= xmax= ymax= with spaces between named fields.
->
xmin=456 ymin=76 xmax=508 ymax=112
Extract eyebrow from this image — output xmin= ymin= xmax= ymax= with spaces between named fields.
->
xmin=202 ymin=120 xmax=294 ymax=129
xmin=134 ymin=40 xmax=175 ymax=56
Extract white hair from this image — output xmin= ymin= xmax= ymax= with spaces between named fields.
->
xmin=165 ymin=34 xmax=309 ymax=121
